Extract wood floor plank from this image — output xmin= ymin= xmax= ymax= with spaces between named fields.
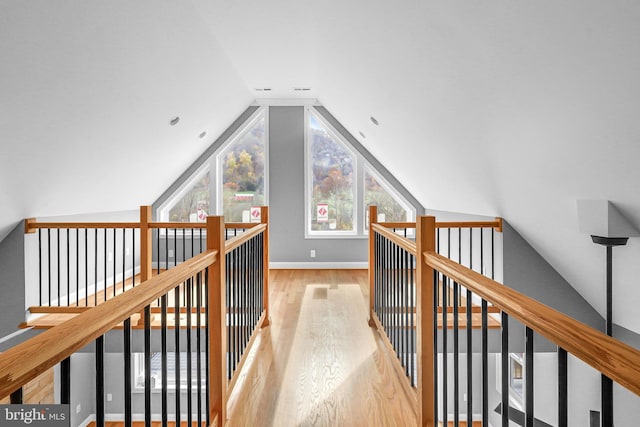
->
xmin=226 ymin=269 xmax=417 ymax=427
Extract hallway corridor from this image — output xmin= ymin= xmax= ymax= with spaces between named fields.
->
xmin=226 ymin=270 xmax=417 ymax=427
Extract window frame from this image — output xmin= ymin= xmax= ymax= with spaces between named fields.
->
xmin=305 ymin=108 xmax=359 ymax=238
xmin=363 ymin=163 xmax=416 ymax=234
xmin=156 ymin=106 xmax=268 ymax=228
xmin=157 ymin=163 xmax=210 ymax=223
xmin=214 ymin=108 xmax=269 ymax=220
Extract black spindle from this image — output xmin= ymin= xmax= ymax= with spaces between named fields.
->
xmin=558 ymin=347 xmax=568 ymax=427
xmin=124 ymin=317 xmax=132 ymax=427
xmin=525 ymin=327 xmax=534 ymax=427
xmin=61 ymin=357 xmax=70 ymax=404
xmin=501 ymin=312 xmax=509 ymax=427
xmin=96 ymin=336 xmax=105 ymax=427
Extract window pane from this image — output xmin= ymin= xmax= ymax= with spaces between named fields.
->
xmin=168 ymin=172 xmax=210 ymax=222
xmin=309 ymin=115 xmax=355 ymax=232
xmin=364 ymin=167 xmax=410 ymax=224
xmin=221 ymin=116 xmax=266 ymax=222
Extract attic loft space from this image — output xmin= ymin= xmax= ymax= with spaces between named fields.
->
xmin=153 ymin=104 xmax=424 ymax=246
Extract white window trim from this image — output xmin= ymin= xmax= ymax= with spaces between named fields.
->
xmin=156 ymin=163 xmax=210 ymax=223
xmin=305 ymin=107 xmax=359 ymax=238
xmin=133 ymin=353 xmax=207 ymax=393
xmin=363 ymin=163 xmax=416 ymax=235
xmin=156 ymin=106 xmax=268 ymax=226
xmin=215 ymin=107 xmax=269 ymax=218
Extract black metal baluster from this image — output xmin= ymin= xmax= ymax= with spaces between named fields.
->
xmin=197 ymin=272 xmax=203 ymax=427
xmin=96 ymin=335 xmax=105 ymax=427
xmin=525 ymin=327 xmax=534 ymax=427
xmin=66 ymin=229 xmax=70 ymax=305
xmin=161 ymin=292 xmax=168 ymax=427
xmin=433 ymin=268 xmax=438 ymax=422
xmin=442 ymin=275 xmax=448 ymax=426
xmin=175 ymin=283 xmax=181 ymax=427
xmin=482 ymin=299 xmax=488 ymax=427
xmin=402 ymin=248 xmax=408 ymax=377
xmin=57 ymin=229 xmax=61 ymax=306
xmin=144 ymin=305 xmax=151 ymax=427
xmin=454 ymin=280 xmax=459 ymax=426
xmin=113 ymin=228 xmax=116 ymax=298
xmin=48 ymin=229 xmax=51 ymax=306
xmin=558 ymin=347 xmax=568 ymax=427
xmin=174 ymin=228 xmax=177 ymax=268
xmin=10 ymin=388 xmax=22 ymax=404
xmin=122 ymin=229 xmax=126 ymax=294
xmin=501 ymin=312 xmax=509 ymax=427
xmin=38 ymin=229 xmax=42 ymax=306
xmin=409 ymin=253 xmax=415 ymax=387
xmin=76 ymin=229 xmax=79 ymax=306
xmin=467 ymin=228 xmax=473 ymax=427
xmin=94 ymin=229 xmax=98 ymax=306
xmin=205 ymin=267 xmax=211 ymax=427
xmin=157 ymin=228 xmax=161 ymax=276
xmin=61 ymin=356 xmax=70 ymax=404
xmin=481 ymin=229 xmax=488 ymax=427
xmin=84 ymin=229 xmax=88 ymax=306
xmin=187 ymin=278 xmax=193 ymax=426
xmin=103 ymin=228 xmax=107 ymax=302
xmin=183 ymin=228 xmax=186 ymax=263
xmin=234 ymin=248 xmax=240 ymax=372
xmin=392 ymin=243 xmax=397 ymax=356
xmin=226 ymin=252 xmax=232 ymax=380
xmin=124 ymin=317 xmax=132 ymax=427
xmin=132 ymin=230 xmax=135 ymax=288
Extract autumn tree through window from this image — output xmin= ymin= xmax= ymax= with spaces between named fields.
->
xmin=308 ymin=114 xmax=356 ymax=234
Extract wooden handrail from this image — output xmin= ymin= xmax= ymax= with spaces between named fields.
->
xmin=379 ymin=221 xmax=417 ymax=229
xmin=435 ymin=218 xmax=502 ymax=231
xmin=373 ymin=218 xmax=503 ymax=234
xmin=24 ymin=218 xmax=261 ymax=233
xmin=0 ymin=250 xmax=218 ymax=399
xmin=25 ymin=221 xmax=140 ymax=232
xmin=372 ymin=223 xmax=417 ymax=255
xmin=425 ymin=250 xmax=640 ymax=397
xmin=225 ymin=223 xmax=267 ymax=254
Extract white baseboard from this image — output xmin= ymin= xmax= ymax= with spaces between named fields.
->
xmin=78 ymin=414 xmax=94 ymax=427
xmin=269 ymin=262 xmax=367 ymax=269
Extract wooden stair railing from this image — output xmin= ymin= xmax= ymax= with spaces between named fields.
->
xmin=9 ymin=207 xmax=270 ymax=426
xmin=368 ymin=208 xmax=640 ymax=426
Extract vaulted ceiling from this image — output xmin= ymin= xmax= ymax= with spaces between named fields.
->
xmin=2 ymin=1 xmax=640 ymax=333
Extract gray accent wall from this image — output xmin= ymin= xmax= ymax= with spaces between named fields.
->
xmin=503 ymin=220 xmax=603 ymax=329
xmin=0 ymin=222 xmax=26 ymax=337
xmin=269 ymin=106 xmax=366 ymax=263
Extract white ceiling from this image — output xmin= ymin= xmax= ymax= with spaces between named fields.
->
xmin=3 ymin=1 xmax=640 ymax=333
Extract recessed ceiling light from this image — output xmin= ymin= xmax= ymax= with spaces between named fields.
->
xmin=169 ymin=116 xmax=180 ymax=126
xmin=255 ymin=88 xmax=272 ymax=92
xmin=359 ymin=131 xmax=366 ymax=139
xmin=293 ymin=87 xmax=312 ymax=92
xmin=199 ymin=131 xmax=207 ymax=139
xmin=370 ymin=116 xmax=379 ymax=126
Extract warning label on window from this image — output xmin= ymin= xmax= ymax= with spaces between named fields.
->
xmin=317 ymin=204 xmax=329 ymax=222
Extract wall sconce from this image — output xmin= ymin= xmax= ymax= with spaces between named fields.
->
xmin=577 ymin=199 xmax=639 ymax=427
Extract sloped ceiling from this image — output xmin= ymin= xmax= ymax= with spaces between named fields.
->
xmin=3 ymin=1 xmax=640 ymax=333
xmin=0 ymin=1 xmax=253 ymax=240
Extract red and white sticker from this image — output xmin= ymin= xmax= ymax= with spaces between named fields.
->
xmin=317 ymin=204 xmax=329 ymax=222
xmin=250 ymin=206 xmax=262 ymax=223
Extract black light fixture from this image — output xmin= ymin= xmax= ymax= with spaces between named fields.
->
xmin=577 ymin=200 xmax=639 ymax=427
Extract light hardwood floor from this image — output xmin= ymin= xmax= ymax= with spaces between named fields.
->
xmin=226 ymin=269 xmax=417 ymax=427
